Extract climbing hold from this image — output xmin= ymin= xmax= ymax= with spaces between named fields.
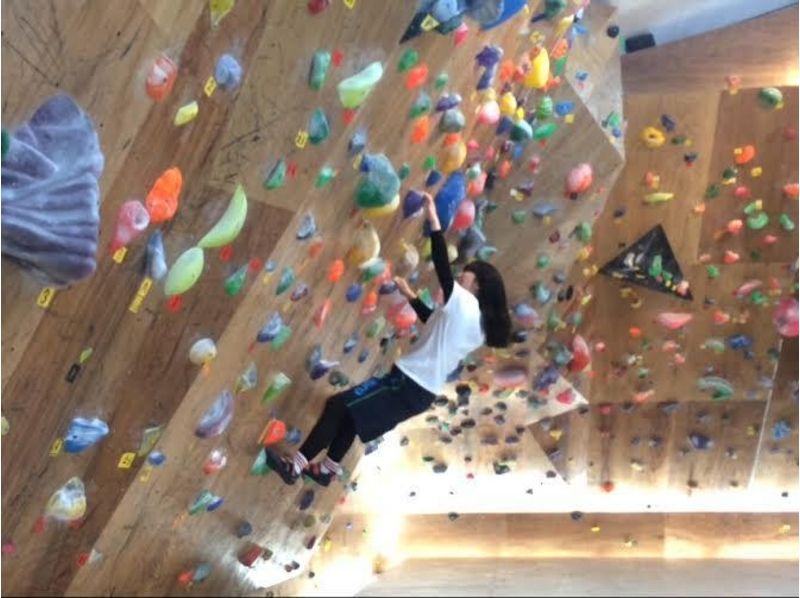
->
xmin=355 ymin=154 xmax=400 ymax=213
xmin=215 ymin=54 xmax=243 ymax=91
xmin=524 ymin=48 xmax=549 ymax=89
xmin=195 ymin=390 xmax=234 ymax=438
xmin=174 ymin=101 xmax=199 ymax=126
xmin=189 ymin=338 xmax=217 ymax=365
xmin=337 ymin=62 xmax=384 ymax=109
xmin=260 ymin=418 xmax=287 ymax=445
xmin=235 ymin=362 xmax=258 ymax=394
xmin=758 ymin=87 xmax=783 ymax=109
xmin=203 ymin=449 xmax=228 ymax=474
xmin=146 ymin=54 xmax=178 ymax=102
xmin=299 ymin=489 xmax=315 ymax=511
xmin=409 ymin=91 xmax=432 ymax=119
xmin=697 ymin=376 xmax=734 ymax=400
xmin=439 ymin=134 xmax=466 ymax=173
xmin=264 ymin=159 xmax=286 ymax=190
xmin=773 ymin=298 xmax=798 ymax=338
xmin=276 ymin=266 xmax=295 ymax=295
xmin=262 ymin=373 xmax=291 ymax=405
xmin=45 ymin=477 xmax=86 ymax=522
xmin=210 ymin=0 xmax=235 ymax=27
xmin=309 ymin=51 xmax=331 ymax=91
xmin=64 ymin=418 xmax=109 ymax=454
xmin=565 ymin=163 xmax=592 ymax=198
xmin=644 ymin=192 xmax=674 ymax=204
xmin=405 ymin=64 xmax=429 ymax=89
xmin=146 ymin=167 xmax=182 ymax=224
xmin=641 ymin=126 xmax=665 ymax=149
xmin=308 ymin=108 xmax=330 ymax=145
xmin=110 ymin=200 xmax=150 ymax=254
xmin=198 ymin=184 xmax=248 ymax=248
xmin=440 ymin=109 xmax=466 ymax=133
xmin=688 ymin=433 xmax=713 ymax=450
xmin=164 ymin=247 xmax=204 ymax=296
xmin=654 ymin=312 xmax=692 ymax=330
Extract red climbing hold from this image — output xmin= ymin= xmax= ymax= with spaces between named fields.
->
xmin=307 ymin=0 xmax=331 ymax=15
xmin=405 ymin=64 xmax=429 ymax=90
xmin=166 ymin=295 xmax=183 ymax=313
xmin=219 ymin=245 xmax=234 ymax=262
xmin=332 ymin=50 xmax=344 ymax=67
xmin=342 ymin=109 xmax=356 ymax=125
xmin=601 ymin=481 xmax=615 ymax=493
xmin=248 ymin=258 xmax=264 ymax=273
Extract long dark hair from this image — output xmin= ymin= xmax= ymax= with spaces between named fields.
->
xmin=463 ymin=261 xmax=511 ymax=348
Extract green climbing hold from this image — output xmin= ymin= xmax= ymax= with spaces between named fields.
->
xmin=746 ymin=212 xmax=769 ymax=230
xmin=751 ymin=291 xmax=767 ymax=305
xmin=545 ymin=0 xmax=567 ymax=19
xmin=575 ymin=222 xmax=592 ymax=243
xmin=337 ymin=62 xmax=384 ymax=109
xmin=316 ymin=166 xmax=336 ymax=188
xmin=434 ymin=72 xmax=449 ymax=90
xmin=605 ymin=111 xmax=622 ymax=129
xmin=264 ymin=159 xmax=286 ymax=190
xmin=511 ymin=210 xmax=526 ymax=224
xmin=533 ymin=122 xmax=558 ymax=141
xmin=536 ymin=255 xmax=550 ymax=269
xmin=271 ymin=325 xmax=292 ymax=350
xmin=510 ymin=120 xmax=533 ymax=142
xmin=308 ymin=109 xmax=330 ymax=145
xmin=722 ymin=166 xmax=738 ymax=181
xmin=648 ymin=255 xmax=663 ymax=278
xmin=758 ymin=87 xmax=783 ymax=109
xmin=366 ymin=316 xmax=386 ymax=338
xmin=262 ymin=372 xmax=291 ymax=404
xmin=355 ymin=154 xmax=400 ymax=209
xmin=198 ymin=184 xmax=248 ymax=249
xmin=477 ymin=246 xmax=497 ymax=260
xmin=705 ymin=184 xmax=721 ymax=199
xmin=423 ymin=155 xmax=436 ymax=170
xmin=309 ymin=51 xmax=331 ymax=91
xmin=466 ymin=164 xmax=481 ymax=181
xmin=224 ymin=265 xmax=248 ymax=296
xmin=360 ymin=258 xmax=386 ymax=283
xmin=671 ymin=135 xmax=688 ymax=145
xmin=1 ymin=129 xmax=8 ymax=160
xmin=397 ymin=49 xmax=419 ymax=73
xmin=536 ymin=96 xmax=554 ymax=119
xmin=779 ymin=213 xmax=795 ymax=231
xmin=706 ymin=265 xmax=720 ymax=279
xmin=409 ymin=91 xmax=432 ymax=119
xmin=164 ymin=247 xmax=204 ymax=296
xmin=399 ymin=163 xmax=411 ymax=180
xmin=276 ymin=266 xmax=295 ymax=295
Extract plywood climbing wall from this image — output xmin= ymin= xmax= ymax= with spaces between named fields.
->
xmin=1 ymin=0 xmax=627 ymax=595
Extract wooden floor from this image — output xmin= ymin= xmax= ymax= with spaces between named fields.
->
xmin=358 ymin=558 xmax=800 ymax=597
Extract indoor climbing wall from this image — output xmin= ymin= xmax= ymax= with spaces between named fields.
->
xmin=1 ymin=0 xmax=627 ymax=595
xmin=330 ymin=2 xmax=798 ymax=547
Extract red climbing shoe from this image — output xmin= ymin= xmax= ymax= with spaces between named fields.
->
xmin=264 ymin=449 xmax=299 ymax=486
xmin=303 ymin=462 xmax=336 ymax=487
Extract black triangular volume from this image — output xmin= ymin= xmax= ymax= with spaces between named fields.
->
xmin=399 ymin=11 xmax=428 ymax=44
xmin=599 ymin=224 xmax=693 ymax=301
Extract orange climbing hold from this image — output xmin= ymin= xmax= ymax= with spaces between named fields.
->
xmin=411 ymin=116 xmax=430 ymax=144
xmin=327 ymin=259 xmax=345 ymax=283
xmin=629 ymin=327 xmax=642 ymax=338
xmin=498 ymin=59 xmax=515 ymax=82
xmin=260 ymin=419 xmax=286 ymax=446
xmin=733 ymin=144 xmax=756 ymax=165
xmin=361 ymin=290 xmax=378 ymax=315
xmin=726 ymin=219 xmax=743 ymax=234
xmin=783 ymin=183 xmax=799 ymax=199
xmin=146 ymin=54 xmax=178 ymax=103
xmin=550 ymin=38 xmax=568 ymax=60
xmin=405 ymin=64 xmax=429 ymax=90
xmin=145 ymin=167 xmax=182 ymax=224
xmin=497 ymin=160 xmax=512 ymax=178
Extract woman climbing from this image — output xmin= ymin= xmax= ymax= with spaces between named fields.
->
xmin=265 ymin=192 xmax=512 ymax=487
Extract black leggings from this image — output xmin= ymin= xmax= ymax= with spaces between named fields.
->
xmin=298 ymin=394 xmax=356 ymax=463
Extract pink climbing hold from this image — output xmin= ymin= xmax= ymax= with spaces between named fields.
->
xmin=453 ymin=23 xmax=469 ymax=47
xmin=723 ymin=250 xmax=740 ymax=264
xmin=451 ymin=200 xmax=475 ymax=231
xmin=773 ymin=298 xmax=799 ymax=338
xmin=556 ymin=389 xmax=574 ymax=404
xmin=734 ymin=279 xmax=763 ymax=298
xmin=654 ymin=312 xmax=693 ymax=330
xmin=569 ymin=334 xmax=591 ymax=373
xmin=565 ymin=163 xmax=593 ymax=198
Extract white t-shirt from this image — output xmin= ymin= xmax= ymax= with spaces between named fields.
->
xmin=396 ymin=282 xmax=485 ymax=394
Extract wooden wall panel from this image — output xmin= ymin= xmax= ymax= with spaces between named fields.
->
xmin=698 ymin=87 xmax=798 ymax=263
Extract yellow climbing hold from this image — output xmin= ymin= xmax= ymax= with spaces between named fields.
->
xmin=174 ymin=101 xmax=199 ymax=126
xmin=499 ymin=92 xmax=517 ymax=116
xmin=750 ymin=166 xmax=763 ymax=178
xmin=641 ymin=126 xmax=665 ymax=148
xmin=524 ymin=48 xmax=549 ymax=89
xmin=209 ymin=0 xmax=235 ymax=27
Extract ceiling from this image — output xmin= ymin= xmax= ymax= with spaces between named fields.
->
xmin=598 ymin=0 xmax=797 ymax=46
